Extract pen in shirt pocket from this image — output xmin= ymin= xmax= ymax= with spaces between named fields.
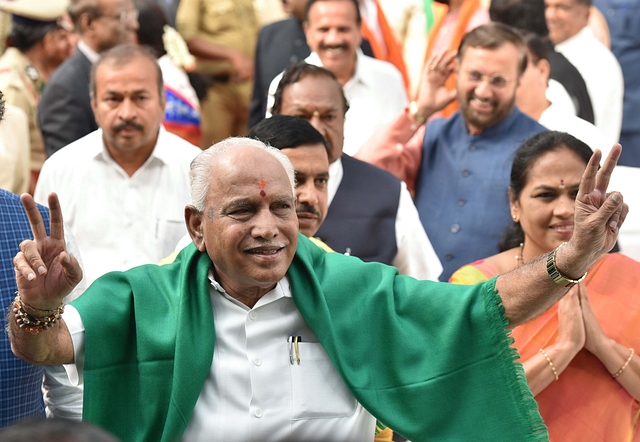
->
xmin=288 ymin=335 xmax=302 ymax=365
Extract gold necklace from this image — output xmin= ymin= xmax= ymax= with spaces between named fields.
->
xmin=515 ymin=243 xmax=524 ymax=267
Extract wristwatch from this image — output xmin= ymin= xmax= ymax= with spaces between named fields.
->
xmin=546 ymin=242 xmax=587 ymax=287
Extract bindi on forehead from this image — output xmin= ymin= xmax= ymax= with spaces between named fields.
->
xmin=259 ymin=180 xmax=267 ymax=197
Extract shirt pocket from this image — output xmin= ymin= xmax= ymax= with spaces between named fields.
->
xmin=290 ymin=342 xmax=358 ymax=420
xmin=201 ymin=0 xmax=238 ymax=34
xmin=151 ymin=218 xmax=187 ymax=259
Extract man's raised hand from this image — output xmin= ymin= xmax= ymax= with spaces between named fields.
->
xmin=572 ymin=144 xmax=629 ymax=261
xmin=13 ymin=193 xmax=82 ymax=310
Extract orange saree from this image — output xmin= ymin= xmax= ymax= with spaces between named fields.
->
xmin=451 ymin=253 xmax=640 ymax=441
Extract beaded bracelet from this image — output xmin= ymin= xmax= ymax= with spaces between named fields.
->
xmin=539 ymin=348 xmax=559 ymax=381
xmin=12 ymin=294 xmax=64 ymax=335
xmin=612 ymin=348 xmax=634 ymax=379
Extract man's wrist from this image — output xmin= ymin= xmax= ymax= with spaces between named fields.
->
xmin=409 ymin=101 xmax=426 ymax=125
xmin=552 ymin=242 xmax=592 ymax=283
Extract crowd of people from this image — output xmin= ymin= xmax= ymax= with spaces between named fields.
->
xmin=0 ymin=0 xmax=638 ymax=440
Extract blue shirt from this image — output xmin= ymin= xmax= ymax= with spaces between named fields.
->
xmin=414 ymin=108 xmax=544 ymax=281
xmin=0 ymin=189 xmax=49 ymax=427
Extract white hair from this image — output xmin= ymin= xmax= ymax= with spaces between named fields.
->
xmin=190 ymin=137 xmax=296 ymax=212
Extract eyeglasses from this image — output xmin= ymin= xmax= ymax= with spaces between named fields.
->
xmin=464 ymin=70 xmax=513 ymax=89
xmin=100 ymin=9 xmax=139 ymax=25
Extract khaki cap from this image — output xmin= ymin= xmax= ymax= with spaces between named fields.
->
xmin=0 ymin=0 xmax=69 ymax=22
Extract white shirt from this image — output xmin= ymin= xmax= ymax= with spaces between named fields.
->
xmin=34 ymin=128 xmax=202 ymax=285
xmin=610 ymin=166 xmax=640 ymax=262
xmin=546 ymin=78 xmax=577 ymax=117
xmin=266 ymin=50 xmax=408 ymax=157
xmin=539 ymin=100 xmax=611 ymax=158
xmin=328 ymin=158 xmax=443 ymax=280
xmin=59 ymin=274 xmax=376 ymax=441
xmin=555 ymin=26 xmax=624 ymax=146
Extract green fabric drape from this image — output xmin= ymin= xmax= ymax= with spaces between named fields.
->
xmin=74 ymin=234 xmax=548 ymax=441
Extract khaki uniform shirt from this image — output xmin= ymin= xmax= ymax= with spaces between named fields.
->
xmin=0 ymin=47 xmax=45 ymax=171
xmin=176 ymin=0 xmax=259 ymax=75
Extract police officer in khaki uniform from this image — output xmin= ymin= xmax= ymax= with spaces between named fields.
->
xmin=176 ymin=0 xmax=259 ymax=148
xmin=0 ymin=0 xmax=75 ymax=194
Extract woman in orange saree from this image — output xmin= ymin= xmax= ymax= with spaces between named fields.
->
xmin=451 ymin=130 xmax=640 ymax=441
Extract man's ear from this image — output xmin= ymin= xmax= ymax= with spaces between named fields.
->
xmin=185 ymin=205 xmax=206 ymax=252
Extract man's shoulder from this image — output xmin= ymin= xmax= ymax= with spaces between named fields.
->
xmin=509 ymin=109 xmax=546 ymax=132
xmin=42 ymin=130 xmax=102 ymax=165
xmin=358 ymin=53 xmax=403 ymax=80
xmin=156 ymin=129 xmax=203 ymax=162
xmin=0 ymin=188 xmax=48 ymax=223
xmin=341 ymin=155 xmax=402 ymax=192
xmin=45 ymin=51 xmax=90 ymax=88
xmin=259 ymin=17 xmax=299 ymax=38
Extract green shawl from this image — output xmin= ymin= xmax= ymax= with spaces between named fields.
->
xmin=73 ymin=234 xmax=548 ymax=441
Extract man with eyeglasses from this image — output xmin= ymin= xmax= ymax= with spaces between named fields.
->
xmin=38 ymin=0 xmax=139 ymax=158
xmin=356 ymin=23 xmax=545 ymax=280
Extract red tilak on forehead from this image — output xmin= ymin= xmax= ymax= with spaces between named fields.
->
xmin=259 ymin=180 xmax=266 ymax=197
xmin=559 ymin=179 xmax=565 ymax=190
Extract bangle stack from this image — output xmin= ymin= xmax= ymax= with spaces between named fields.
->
xmin=612 ymin=348 xmax=634 ymax=378
xmin=11 ymin=293 xmax=64 ymax=334
xmin=539 ymin=348 xmax=559 ymax=381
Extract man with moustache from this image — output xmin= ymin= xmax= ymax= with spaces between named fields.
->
xmin=356 ymin=23 xmax=545 ymax=280
xmin=266 ymin=0 xmax=407 ymax=156
xmin=35 ymin=44 xmax=201 ymax=285
xmin=247 ymin=115 xmax=331 ymax=241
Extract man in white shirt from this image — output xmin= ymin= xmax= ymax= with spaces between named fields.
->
xmin=516 ymin=32 xmax=610 ymax=156
xmin=272 ymin=62 xmax=442 ymax=281
xmin=35 ymin=44 xmax=202 ymax=285
xmin=545 ymin=0 xmax=623 ymax=146
xmin=9 ymin=133 xmax=628 ymax=441
xmin=266 ymin=0 xmax=407 ymax=156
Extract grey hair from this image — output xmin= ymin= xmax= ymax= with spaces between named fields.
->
xmin=190 ymin=137 xmax=296 ymax=212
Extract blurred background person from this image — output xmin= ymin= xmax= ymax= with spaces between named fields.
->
xmin=545 ymin=0 xmax=623 ymax=147
xmin=593 ymin=0 xmax=640 ymax=166
xmin=38 ymin=0 xmax=139 ymax=158
xmin=451 ymin=130 xmax=640 ymax=441
xmin=0 ymin=0 xmax=76 ymax=194
xmin=135 ymin=0 xmax=201 ymax=146
xmin=515 ymin=32 xmax=609 ymax=155
xmin=0 ymin=97 xmax=29 ymax=194
xmin=0 ymin=418 xmax=120 ymax=442
xmin=176 ymin=0 xmax=258 ymax=148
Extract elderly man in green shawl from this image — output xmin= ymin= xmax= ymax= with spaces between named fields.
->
xmin=9 ymin=137 xmax=627 ymax=441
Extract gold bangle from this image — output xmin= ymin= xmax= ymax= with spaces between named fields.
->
xmin=612 ymin=348 xmax=634 ymax=378
xmin=546 ymin=242 xmax=588 ymax=288
xmin=539 ymin=348 xmax=559 ymax=381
